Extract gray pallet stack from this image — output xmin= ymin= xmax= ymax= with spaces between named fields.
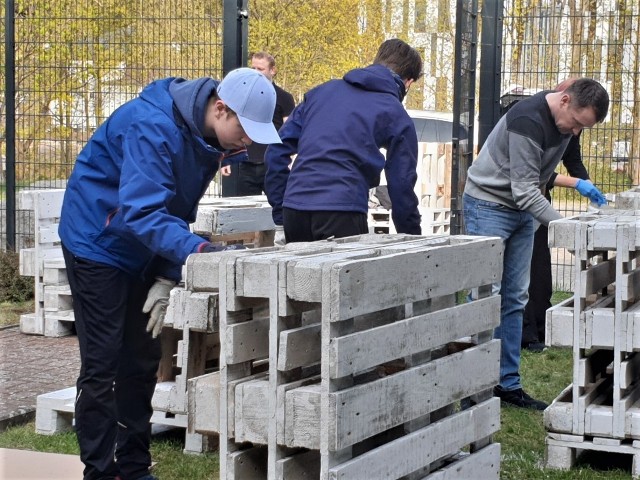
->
xmin=186 ymin=233 xmax=503 ymax=479
xmin=17 ymin=189 xmax=74 ymax=337
xmin=546 ymin=208 xmax=640 ymax=476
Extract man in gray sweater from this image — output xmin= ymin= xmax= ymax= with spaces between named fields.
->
xmin=463 ymin=78 xmax=609 ymax=409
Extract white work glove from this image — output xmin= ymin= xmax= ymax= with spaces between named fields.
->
xmin=143 ymin=277 xmax=176 ymax=338
xmin=274 ymin=225 xmax=286 ymax=247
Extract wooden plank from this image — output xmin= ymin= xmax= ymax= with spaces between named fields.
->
xmin=327 ymin=399 xmax=499 ymax=480
xmin=187 ymin=372 xmax=220 ymax=434
xmin=278 ymin=323 xmax=321 ymax=371
xmin=620 ymin=267 xmax=640 ymax=303
xmin=235 ymin=379 xmax=269 ymax=444
xmin=330 ymin=296 xmax=499 ymax=378
xmin=227 ymin=447 xmax=268 ymax=480
xmin=284 ymin=383 xmax=322 ymax=449
xmin=578 ymin=257 xmax=615 ymax=298
xmin=275 ymin=450 xmax=320 ymax=479
xmin=329 ymin=238 xmax=502 ymax=320
xmin=328 ymin=341 xmax=500 ymax=450
xmin=546 ymin=297 xmax=574 ymax=347
xmin=426 ymin=443 xmax=500 ymax=480
xmin=225 ymin=317 xmax=269 ymax=364
xmin=285 ymin=249 xmax=380 ymax=303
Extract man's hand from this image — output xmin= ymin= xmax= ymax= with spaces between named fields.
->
xmin=219 ymin=165 xmax=232 ymax=176
xmin=200 ymin=243 xmax=247 ymax=253
xmin=274 ymin=225 xmax=286 ymax=247
xmin=575 ymin=179 xmax=607 ymax=206
xmin=143 ymin=277 xmax=176 ymax=338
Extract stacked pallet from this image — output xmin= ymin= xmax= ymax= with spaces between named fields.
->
xmin=367 ymin=207 xmax=451 ymax=235
xmin=545 ymin=209 xmax=640 ymax=476
xmin=17 ymin=192 xmax=276 ymax=337
xmin=35 ymin=233 xmax=503 ymax=475
xmin=184 ymin=233 xmax=503 ymax=479
xmin=17 ymin=189 xmax=72 ymax=337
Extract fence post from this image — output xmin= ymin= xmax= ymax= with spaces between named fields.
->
xmin=4 ymin=0 xmax=16 ymax=251
xmin=450 ymin=0 xmax=479 ymax=235
xmin=223 ymin=0 xmax=249 ymax=76
xmin=477 ymin=0 xmax=503 ymax=152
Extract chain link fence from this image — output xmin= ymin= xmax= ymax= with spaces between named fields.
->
xmin=1 ymin=0 xmax=244 ymax=251
xmin=499 ymin=0 xmax=640 ymax=290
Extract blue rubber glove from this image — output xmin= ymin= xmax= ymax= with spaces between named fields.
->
xmin=575 ymin=179 xmax=607 ymax=206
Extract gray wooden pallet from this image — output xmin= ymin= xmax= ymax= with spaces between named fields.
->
xmin=212 ymin=234 xmax=503 ymax=479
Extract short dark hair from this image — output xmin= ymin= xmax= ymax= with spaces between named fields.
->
xmin=373 ymin=39 xmax=423 ymax=82
xmin=251 ymin=51 xmax=276 ymax=69
xmin=565 ymin=78 xmax=610 ymax=123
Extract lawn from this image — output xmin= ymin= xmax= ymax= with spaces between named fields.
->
xmin=0 ymin=291 xmax=634 ymax=479
xmin=0 ymin=300 xmax=33 ymax=327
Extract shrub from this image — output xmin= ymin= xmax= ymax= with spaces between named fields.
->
xmin=0 ymin=250 xmax=34 ymax=303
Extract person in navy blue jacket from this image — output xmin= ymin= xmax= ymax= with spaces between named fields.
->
xmin=264 ymin=39 xmax=423 ymax=244
xmin=58 ymin=68 xmax=280 ymax=480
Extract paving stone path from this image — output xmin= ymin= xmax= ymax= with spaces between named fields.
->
xmin=0 ymin=326 xmax=79 ymax=430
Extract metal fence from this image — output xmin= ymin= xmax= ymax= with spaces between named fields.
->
xmin=1 ymin=0 xmax=247 ymax=251
xmin=483 ymin=0 xmax=640 ymax=290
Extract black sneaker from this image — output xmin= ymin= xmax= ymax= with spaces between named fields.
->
xmin=494 ymin=386 xmax=548 ymax=410
xmin=522 ymin=342 xmax=546 ymax=353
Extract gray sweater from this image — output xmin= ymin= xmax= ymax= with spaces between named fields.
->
xmin=465 ymin=91 xmax=572 ymax=226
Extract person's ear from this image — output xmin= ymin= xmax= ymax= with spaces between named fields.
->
xmin=212 ymin=99 xmax=227 ymax=118
xmin=404 ymin=79 xmax=415 ymax=91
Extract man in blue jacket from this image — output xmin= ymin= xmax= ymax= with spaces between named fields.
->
xmin=264 ymin=39 xmax=423 ymax=244
xmin=58 ymin=68 xmax=280 ymax=480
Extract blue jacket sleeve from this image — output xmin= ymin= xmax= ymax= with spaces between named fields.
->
xmin=384 ymin=118 xmax=421 ymax=235
xmin=118 ymin=119 xmax=209 ymax=277
xmin=264 ymin=102 xmax=304 ymax=225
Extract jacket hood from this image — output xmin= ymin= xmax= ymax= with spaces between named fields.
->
xmin=167 ymin=77 xmax=219 ymax=138
xmin=343 ymin=64 xmax=404 ymax=100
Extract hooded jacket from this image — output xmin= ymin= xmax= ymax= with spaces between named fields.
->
xmin=59 ymin=77 xmax=241 ymax=281
xmin=264 ymin=64 xmax=421 ymax=234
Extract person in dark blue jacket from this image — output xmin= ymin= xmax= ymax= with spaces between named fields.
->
xmin=58 ymin=67 xmax=280 ymax=480
xmin=264 ymin=39 xmax=423 ymax=244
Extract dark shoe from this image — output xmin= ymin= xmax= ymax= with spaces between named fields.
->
xmin=494 ymin=386 xmax=548 ymax=410
xmin=522 ymin=342 xmax=546 ymax=353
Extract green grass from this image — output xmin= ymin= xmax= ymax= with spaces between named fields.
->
xmin=0 ymin=300 xmax=33 ymax=327
xmin=0 ymin=423 xmax=219 ymax=479
xmin=0 ymin=291 xmax=634 ymax=479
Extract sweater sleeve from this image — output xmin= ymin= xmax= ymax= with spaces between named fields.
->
xmin=384 ymin=117 xmax=421 ymax=235
xmin=265 ymin=102 xmax=304 ymax=226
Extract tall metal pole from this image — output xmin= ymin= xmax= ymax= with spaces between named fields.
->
xmin=5 ymin=0 xmax=16 ymax=251
xmin=223 ymin=0 xmax=249 ymax=76
xmin=450 ymin=0 xmax=479 ymax=235
xmin=477 ymin=0 xmax=503 ymax=151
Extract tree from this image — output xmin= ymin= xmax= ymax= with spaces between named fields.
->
xmin=247 ymin=0 xmax=384 ymax=102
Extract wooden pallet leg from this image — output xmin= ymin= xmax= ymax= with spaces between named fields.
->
xmin=632 ymin=451 xmax=640 ymax=480
xmin=545 ymin=442 xmax=576 ymax=470
xmin=183 ymin=431 xmax=214 ymax=455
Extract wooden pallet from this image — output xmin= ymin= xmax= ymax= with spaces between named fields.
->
xmin=205 ymin=234 xmax=503 ymax=479
xmin=546 ymin=209 xmax=640 ymax=443
xmin=545 ymin=434 xmax=640 ymax=478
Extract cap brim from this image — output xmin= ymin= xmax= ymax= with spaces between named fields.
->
xmin=237 ymin=116 xmax=282 ymax=144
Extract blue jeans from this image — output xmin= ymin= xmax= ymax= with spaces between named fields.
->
xmin=463 ymin=194 xmax=534 ymax=390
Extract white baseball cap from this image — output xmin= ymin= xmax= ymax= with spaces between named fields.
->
xmin=216 ymin=68 xmax=282 ymax=144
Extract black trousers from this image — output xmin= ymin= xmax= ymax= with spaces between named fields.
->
xmin=62 ymin=245 xmax=161 ymax=480
xmin=522 ymin=224 xmax=552 ymax=345
xmin=283 ymin=207 xmax=368 ymax=242
xmin=221 ymin=165 xmax=240 ymax=197
xmin=237 ymin=162 xmax=266 ymax=196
